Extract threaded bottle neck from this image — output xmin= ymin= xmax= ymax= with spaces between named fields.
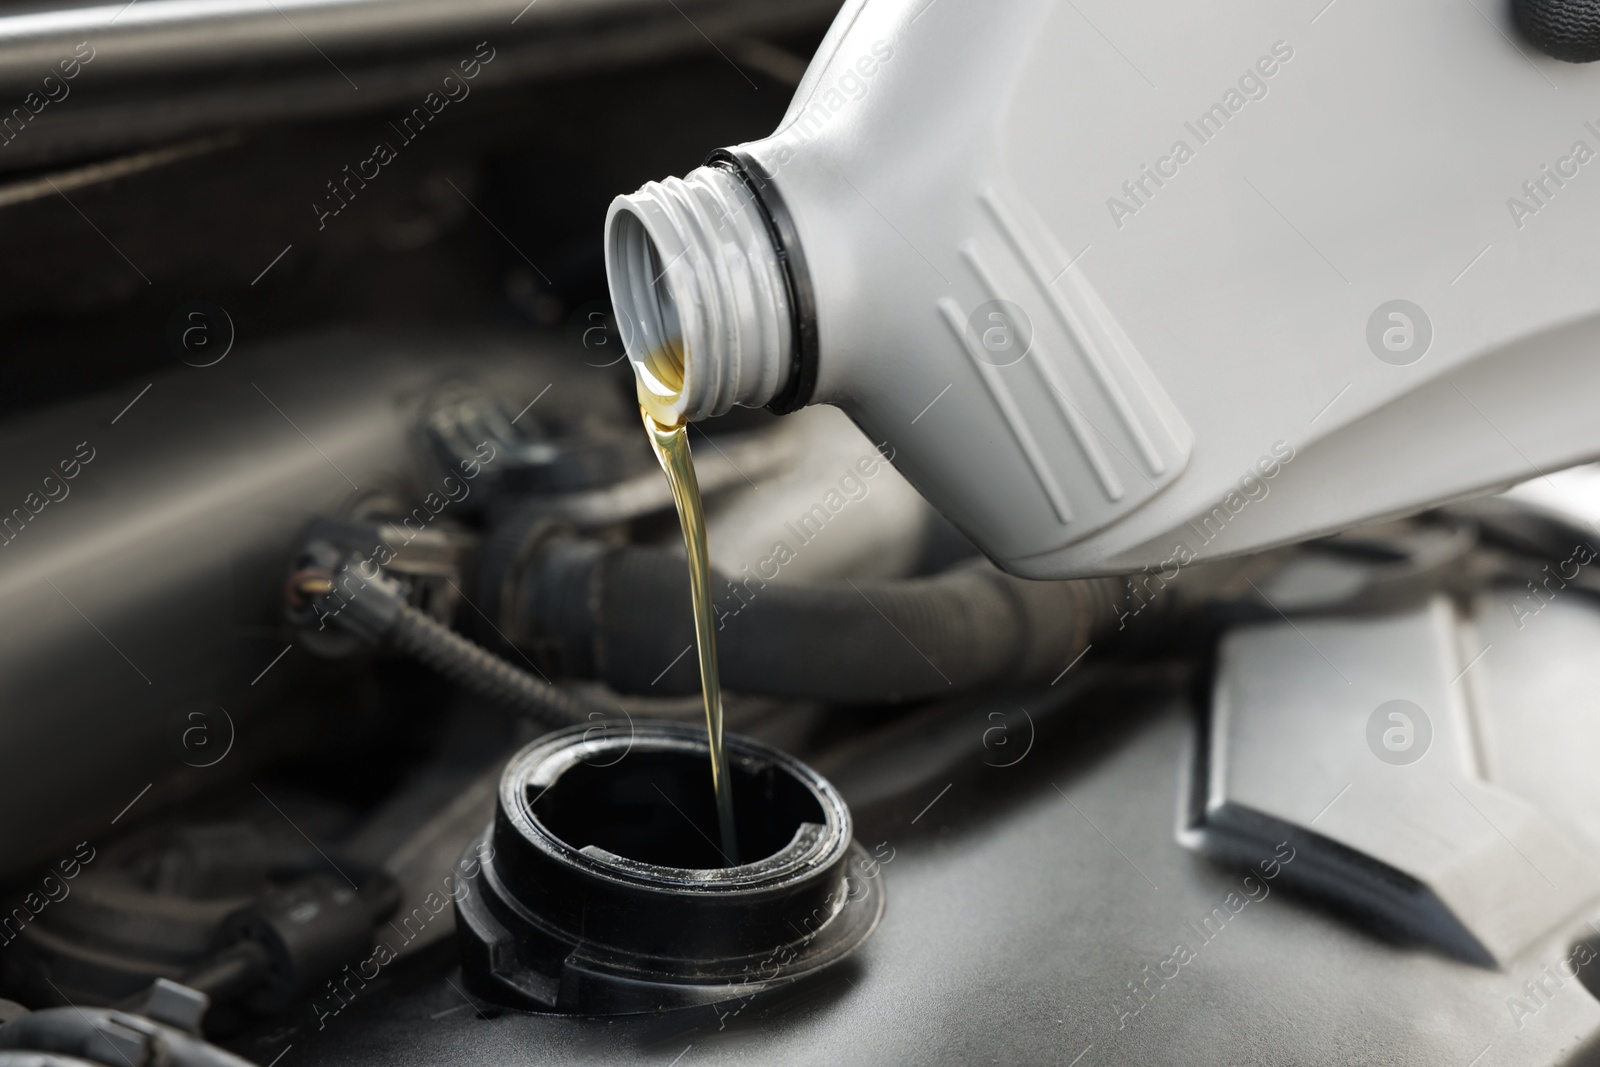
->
xmin=604 ymin=164 xmax=794 ymax=424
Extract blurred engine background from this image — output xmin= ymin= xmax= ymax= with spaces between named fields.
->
xmin=5 ymin=3 xmax=1600 ymax=1065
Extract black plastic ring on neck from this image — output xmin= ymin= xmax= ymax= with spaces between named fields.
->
xmin=453 ymin=722 xmax=883 ymax=1015
xmin=704 ymin=147 xmax=819 ymax=416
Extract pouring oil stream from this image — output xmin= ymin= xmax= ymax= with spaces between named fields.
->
xmin=636 ymin=341 xmax=739 ymax=866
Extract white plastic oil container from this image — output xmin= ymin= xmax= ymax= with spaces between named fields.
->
xmin=607 ymin=0 xmax=1600 ymax=578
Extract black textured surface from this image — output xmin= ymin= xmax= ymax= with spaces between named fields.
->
xmin=1515 ymin=0 xmax=1600 ymax=61
xmin=389 ymin=606 xmax=592 ymax=727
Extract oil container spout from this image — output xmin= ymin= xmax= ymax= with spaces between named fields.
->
xmin=604 ymin=160 xmax=798 ymax=425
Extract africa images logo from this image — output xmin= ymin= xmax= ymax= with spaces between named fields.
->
xmin=1365 ymin=700 xmax=1431 ymax=766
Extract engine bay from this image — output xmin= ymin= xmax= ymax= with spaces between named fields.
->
xmin=4 ymin=2 xmax=1600 ymax=1064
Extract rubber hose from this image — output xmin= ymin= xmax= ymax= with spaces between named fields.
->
xmin=387 ymin=603 xmax=592 ymax=726
xmin=515 ymin=544 xmax=1155 ymax=703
